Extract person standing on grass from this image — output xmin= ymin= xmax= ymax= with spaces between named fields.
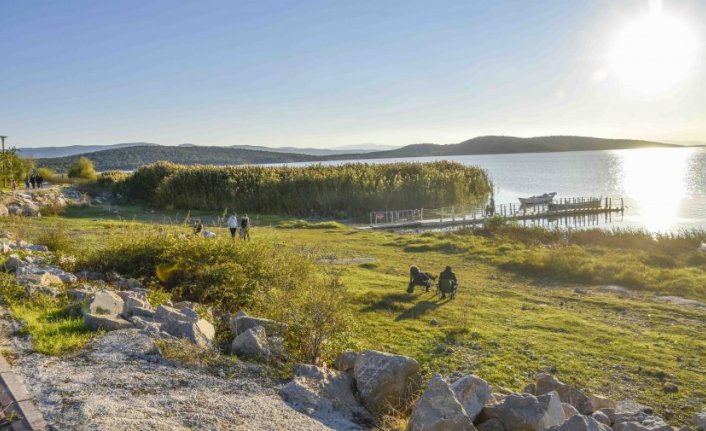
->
xmin=240 ymin=214 xmax=250 ymax=240
xmin=29 ymin=174 xmax=36 ymax=189
xmin=227 ymin=213 xmax=239 ymax=239
xmin=37 ymin=174 xmax=43 ymax=188
xmin=25 ymin=177 xmax=30 ymax=189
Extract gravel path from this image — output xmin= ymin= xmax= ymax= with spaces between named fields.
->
xmin=0 ymin=313 xmax=361 ymax=430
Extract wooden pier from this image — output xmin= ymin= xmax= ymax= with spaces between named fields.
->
xmin=366 ymin=197 xmax=624 ymax=230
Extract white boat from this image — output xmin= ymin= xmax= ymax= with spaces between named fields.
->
xmin=519 ymin=192 xmax=557 ymax=205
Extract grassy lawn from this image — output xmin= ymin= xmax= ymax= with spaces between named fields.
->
xmin=0 ymin=208 xmax=704 ymax=425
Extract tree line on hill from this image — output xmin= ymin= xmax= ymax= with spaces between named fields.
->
xmin=32 ymin=136 xmax=677 ymax=172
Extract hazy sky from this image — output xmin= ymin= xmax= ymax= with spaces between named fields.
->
xmin=1 ymin=0 xmax=705 ymax=148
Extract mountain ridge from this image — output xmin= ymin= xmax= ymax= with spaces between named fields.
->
xmin=34 ymin=135 xmax=681 ymax=171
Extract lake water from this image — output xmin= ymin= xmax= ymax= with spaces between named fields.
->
xmin=289 ymin=147 xmax=706 ymax=233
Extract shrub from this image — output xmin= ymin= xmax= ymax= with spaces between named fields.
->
xmin=67 ymin=157 xmax=97 ymax=181
xmin=33 ymin=226 xmax=74 ymax=254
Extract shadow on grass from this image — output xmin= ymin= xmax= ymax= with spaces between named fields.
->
xmin=395 ymin=300 xmax=446 ymax=321
xmin=360 ymin=292 xmax=413 ymax=313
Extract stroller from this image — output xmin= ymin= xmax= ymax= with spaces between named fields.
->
xmin=407 ymin=266 xmax=436 ymax=293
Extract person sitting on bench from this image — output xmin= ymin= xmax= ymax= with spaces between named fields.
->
xmin=438 ymin=266 xmax=458 ymax=299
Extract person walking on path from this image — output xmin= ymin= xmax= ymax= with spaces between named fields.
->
xmin=29 ymin=174 xmax=36 ymax=189
xmin=227 ymin=213 xmax=239 ymax=239
xmin=240 ymin=214 xmax=251 ymax=240
xmin=25 ymin=177 xmax=30 ymax=189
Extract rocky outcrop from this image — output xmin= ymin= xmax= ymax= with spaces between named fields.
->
xmin=353 ymin=350 xmax=422 ymax=416
xmin=536 ymin=373 xmax=593 ymax=415
xmin=484 ymin=391 xmax=565 ymax=431
xmin=407 ymin=373 xmax=475 ymax=431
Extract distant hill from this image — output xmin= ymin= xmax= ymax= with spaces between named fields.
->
xmin=229 ymin=144 xmax=399 ymax=156
xmin=36 ymin=145 xmax=319 ymax=172
xmin=33 ymin=136 xmax=679 ymax=171
xmin=321 ymin=136 xmax=678 ymax=160
xmin=19 ymin=142 xmax=158 ymax=159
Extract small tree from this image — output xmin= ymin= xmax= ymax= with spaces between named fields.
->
xmin=67 ymin=157 xmax=97 ymax=181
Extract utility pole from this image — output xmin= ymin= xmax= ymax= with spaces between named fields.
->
xmin=0 ymin=136 xmax=6 ymax=188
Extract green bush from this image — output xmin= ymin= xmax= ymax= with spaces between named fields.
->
xmin=79 ymin=233 xmax=319 ymax=311
xmin=67 ymin=157 xmax=97 ymax=181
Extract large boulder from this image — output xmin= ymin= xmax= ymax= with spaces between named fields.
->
xmin=407 ymin=374 xmax=475 ymax=431
xmin=592 ymin=410 xmax=612 ymax=426
xmin=67 ymin=284 xmax=98 ymax=302
xmin=590 ymin=395 xmax=615 ymax=412
xmin=536 ymin=373 xmax=593 ymax=415
xmin=483 ymin=391 xmax=565 ymax=431
xmin=231 ymin=326 xmax=270 ymax=359
xmin=22 ymin=203 xmax=40 ymax=217
xmin=281 ymin=364 xmax=373 ymax=428
xmin=547 ymin=414 xmax=612 ymax=431
xmin=84 ymin=313 xmax=134 ymax=331
xmin=87 ymin=290 xmax=125 ymax=316
xmin=229 ymin=315 xmax=287 ymax=336
xmin=353 ymin=350 xmax=422 ymax=416
xmin=160 ymin=318 xmax=215 ymax=347
xmin=451 ymin=374 xmax=493 ymax=421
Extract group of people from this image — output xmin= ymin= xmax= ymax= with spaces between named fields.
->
xmin=192 ymin=213 xmax=251 ymax=240
xmin=227 ymin=213 xmax=251 ymax=240
xmin=408 ymin=265 xmax=458 ymax=299
xmin=25 ymin=172 xmax=44 ymax=189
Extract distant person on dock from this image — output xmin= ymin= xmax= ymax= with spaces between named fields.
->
xmin=193 ymin=220 xmax=204 ymax=235
xmin=240 ymin=214 xmax=250 ymax=240
xmin=438 ymin=266 xmax=458 ymax=300
xmin=227 ymin=213 xmax=239 ymax=239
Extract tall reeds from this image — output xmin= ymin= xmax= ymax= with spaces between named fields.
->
xmin=119 ymin=161 xmax=492 ymax=217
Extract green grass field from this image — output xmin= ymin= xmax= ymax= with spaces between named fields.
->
xmin=0 ymin=207 xmax=704 ymax=425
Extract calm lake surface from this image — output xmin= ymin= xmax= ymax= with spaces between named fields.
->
xmin=290 ymin=147 xmax=706 ymax=233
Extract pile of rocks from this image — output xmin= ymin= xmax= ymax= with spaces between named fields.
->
xmin=406 ymin=371 xmax=698 ymax=431
xmin=0 ymin=188 xmax=76 ymax=218
xmin=1 ymin=232 xmax=217 ymax=349
xmin=281 ymin=349 xmax=422 ymax=427
xmin=81 ymin=290 xmax=216 ymax=347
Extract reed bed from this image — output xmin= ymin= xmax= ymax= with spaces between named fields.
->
xmin=118 ymin=161 xmax=492 ymax=217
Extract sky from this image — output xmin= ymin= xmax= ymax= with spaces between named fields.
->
xmin=1 ymin=0 xmax=705 ymax=148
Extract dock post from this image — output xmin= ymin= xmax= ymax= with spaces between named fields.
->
xmin=370 ymin=212 xmax=373 ymax=226
xmin=420 ymin=208 xmax=424 ymax=221
xmin=440 ymin=207 xmax=444 ymax=223
xmin=452 ymin=206 xmax=455 ymax=222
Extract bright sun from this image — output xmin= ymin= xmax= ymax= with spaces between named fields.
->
xmin=610 ymin=5 xmax=698 ymax=94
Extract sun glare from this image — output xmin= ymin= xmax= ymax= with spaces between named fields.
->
xmin=609 ymin=7 xmax=698 ymax=94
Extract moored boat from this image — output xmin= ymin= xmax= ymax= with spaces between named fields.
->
xmin=518 ymin=192 xmax=557 ymax=205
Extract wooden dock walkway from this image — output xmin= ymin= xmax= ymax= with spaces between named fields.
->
xmin=365 ymin=197 xmax=624 ymax=230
